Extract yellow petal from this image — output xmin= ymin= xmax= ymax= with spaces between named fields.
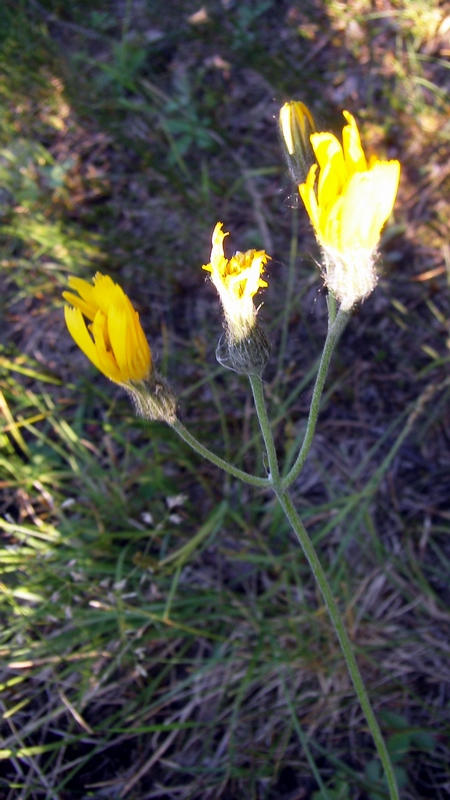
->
xmin=339 ymin=161 xmax=400 ymax=251
xmin=64 ymin=273 xmax=152 ymax=384
xmin=367 ymin=160 xmax=401 ymax=230
xmin=92 ymin=273 xmax=126 ymax=316
xmin=107 ymin=304 xmax=130 ymax=379
xmin=211 ymin=222 xmax=228 ymax=266
xmin=342 ymin=111 xmax=367 ymax=174
xmin=67 ymin=276 xmax=98 ymax=314
xmin=62 ymin=291 xmax=97 ymax=321
xmin=338 ymin=173 xmax=376 ymax=251
xmin=299 ymin=164 xmax=320 ymax=235
xmin=311 ymin=133 xmax=346 ymax=208
xmin=131 ymin=312 xmax=152 ymax=378
xmin=90 ymin=311 xmax=123 ymax=382
xmin=64 ymin=306 xmax=103 ymax=374
xmin=321 ymin=193 xmax=345 ymax=251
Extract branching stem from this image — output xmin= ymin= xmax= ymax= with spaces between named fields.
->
xmin=170 ymin=418 xmax=269 ymax=489
xmin=283 ymin=307 xmax=349 ymax=489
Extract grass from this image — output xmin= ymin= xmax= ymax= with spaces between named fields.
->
xmin=1 ymin=0 xmax=450 ymax=797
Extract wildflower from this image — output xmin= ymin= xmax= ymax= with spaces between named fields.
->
xmin=202 ymin=222 xmax=269 ymax=341
xmin=299 ymin=111 xmax=400 ymax=309
xmin=279 ymin=100 xmax=316 ymax=183
xmin=202 ymin=222 xmax=271 ymax=374
xmin=63 ymin=273 xmax=152 ymax=384
xmin=63 ymin=274 xmax=176 ymax=421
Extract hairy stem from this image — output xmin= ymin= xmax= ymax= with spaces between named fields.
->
xmin=249 ymin=374 xmax=281 ymax=486
xmin=276 ymin=489 xmax=399 ymax=800
xmin=283 ymin=307 xmax=349 ymax=489
xmin=170 ymin=418 xmax=269 ymax=488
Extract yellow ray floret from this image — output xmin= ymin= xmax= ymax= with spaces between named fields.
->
xmin=202 ymin=222 xmax=270 ymax=340
xmin=63 ymin=273 xmax=152 ymax=384
xmin=299 ymin=111 xmax=400 ymax=309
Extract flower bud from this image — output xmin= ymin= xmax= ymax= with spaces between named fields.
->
xmin=279 ymin=101 xmax=316 ymax=184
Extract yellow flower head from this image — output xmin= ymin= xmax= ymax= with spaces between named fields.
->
xmin=202 ymin=222 xmax=270 ymax=341
xmin=299 ymin=111 xmax=400 ymax=309
xmin=63 ymin=273 xmax=152 ymax=384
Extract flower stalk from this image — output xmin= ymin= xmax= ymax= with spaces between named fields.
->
xmin=247 ymin=338 xmax=399 ymax=800
xmin=170 ymin=418 xmax=269 ymax=489
xmin=275 ymin=488 xmax=400 ymax=800
xmin=248 ymin=374 xmax=280 ymax=486
xmin=283 ymin=305 xmax=349 ymax=489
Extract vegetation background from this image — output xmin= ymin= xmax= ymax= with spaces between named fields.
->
xmin=0 ymin=0 xmax=449 ymax=798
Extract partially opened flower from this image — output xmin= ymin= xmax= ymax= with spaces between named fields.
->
xmin=64 ymin=274 xmax=176 ymax=422
xmin=63 ymin=273 xmax=152 ymax=385
xmin=202 ymin=222 xmax=269 ymax=341
xmin=299 ymin=111 xmax=400 ymax=309
xmin=202 ymin=222 xmax=271 ymax=374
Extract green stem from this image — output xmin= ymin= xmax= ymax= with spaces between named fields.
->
xmin=275 ymin=488 xmax=399 ymax=800
xmin=248 ymin=374 xmax=281 ymax=485
xmin=283 ymin=306 xmax=349 ymax=489
xmin=327 ymin=291 xmax=337 ymax=325
xmin=247 ymin=370 xmax=398 ymax=797
xmin=170 ymin=419 xmax=269 ymax=489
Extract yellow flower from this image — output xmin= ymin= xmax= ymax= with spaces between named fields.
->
xmin=202 ymin=222 xmax=270 ymax=341
xmin=279 ymin=101 xmax=316 ymax=183
xmin=63 ymin=273 xmax=152 ymax=384
xmin=299 ymin=110 xmax=400 ymax=309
